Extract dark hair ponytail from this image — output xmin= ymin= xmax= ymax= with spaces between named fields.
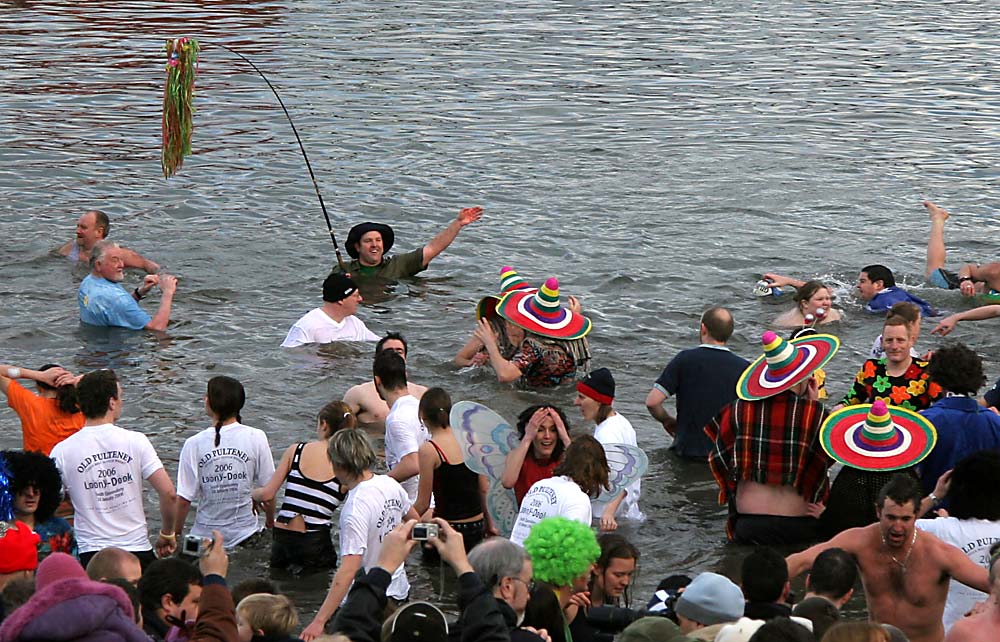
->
xmin=37 ymin=364 xmax=80 ymax=415
xmin=206 ymin=376 xmax=246 ymax=447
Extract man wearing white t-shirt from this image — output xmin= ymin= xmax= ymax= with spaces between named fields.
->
xmin=374 ymin=350 xmax=428 ymax=504
xmin=281 ymin=273 xmax=379 ymax=348
xmin=50 ymin=369 xmax=177 ymax=568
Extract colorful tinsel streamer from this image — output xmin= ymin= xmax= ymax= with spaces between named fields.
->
xmin=162 ymin=37 xmax=200 ymax=178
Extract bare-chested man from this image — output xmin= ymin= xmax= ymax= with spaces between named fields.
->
xmin=342 ymin=333 xmax=426 ymax=427
xmin=787 ymin=474 xmax=989 ymax=642
xmin=924 ymin=200 xmax=1000 ymax=296
xmin=58 ymin=210 xmax=159 ymax=274
xmin=945 ymin=542 xmax=1000 ymax=642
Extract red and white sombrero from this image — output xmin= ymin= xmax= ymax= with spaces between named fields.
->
xmin=476 ymin=266 xmax=535 ymax=321
xmin=820 ymin=400 xmax=937 ymax=471
xmin=496 ymin=277 xmax=591 ymax=340
xmin=737 ymin=331 xmax=839 ymax=401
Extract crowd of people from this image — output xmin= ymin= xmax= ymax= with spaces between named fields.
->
xmin=3 ymin=200 xmax=1000 ymax=642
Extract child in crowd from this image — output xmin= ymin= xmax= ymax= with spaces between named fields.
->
xmin=236 ymin=593 xmax=302 ymax=642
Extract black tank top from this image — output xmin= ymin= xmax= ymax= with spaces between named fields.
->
xmin=429 ymin=440 xmax=482 ymax=521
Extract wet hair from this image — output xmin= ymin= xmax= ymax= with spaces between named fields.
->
xmin=104 ymin=578 xmax=141 ymax=623
xmin=701 ymin=306 xmax=734 ymax=342
xmin=876 ymin=473 xmax=923 ymax=513
xmin=327 ymin=429 xmax=377 ymax=480
xmin=947 ymin=450 xmax=1000 ymax=521
xmin=807 ymin=548 xmax=858 ymax=600
xmin=89 ymin=239 xmax=119 ymax=268
xmin=373 ymin=350 xmax=407 ymax=391
xmin=89 ymin=209 xmax=110 ymax=237
xmin=468 ymin=538 xmax=530 ymax=591
xmin=594 ymin=533 xmax=640 ymax=607
xmin=86 ymin=547 xmax=141 ymax=582
xmin=741 ymin=546 xmax=788 ymax=603
xmin=34 ymin=364 xmax=80 ymax=414
xmin=231 ymin=579 xmax=279 ymax=607
xmin=317 ymin=401 xmax=356 ymax=438
xmin=206 ymin=376 xmax=246 ymax=447
xmin=375 ymin=332 xmax=408 ymax=357
xmin=928 ymin=342 xmax=986 ymax=396
xmin=236 ymin=594 xmax=299 ymax=637
xmin=3 ymin=450 xmax=62 ymax=524
xmin=138 ymin=558 xmax=202 ymax=616
xmin=888 ymin=301 xmax=921 ymax=324
xmin=861 ymin=265 xmax=895 ymax=289
xmin=794 ymin=281 xmax=829 ymax=307
xmin=747 ymin=617 xmax=814 ymax=642
xmin=418 ymin=387 xmax=451 ymax=430
xmin=882 ymin=314 xmax=911 ymax=335
xmin=819 ymin=622 xmax=890 ymax=642
xmin=553 ymin=435 xmax=610 ymax=498
xmin=522 ymin=582 xmax=566 ymax=642
xmin=516 ymin=404 xmax=570 ymax=463
xmin=76 ymin=369 xmax=120 ymax=419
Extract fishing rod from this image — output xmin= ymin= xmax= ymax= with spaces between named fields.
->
xmin=162 ymin=37 xmax=346 ymax=271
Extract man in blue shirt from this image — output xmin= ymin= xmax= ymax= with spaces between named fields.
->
xmin=919 ymin=342 xmax=1000 ymax=495
xmin=78 ymin=241 xmax=177 ymax=331
xmin=645 ymin=306 xmax=749 ymax=459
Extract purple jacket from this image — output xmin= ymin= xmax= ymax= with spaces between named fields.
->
xmin=0 ymin=577 xmax=147 ymax=642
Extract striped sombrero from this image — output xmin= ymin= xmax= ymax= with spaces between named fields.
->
xmin=476 ymin=266 xmax=535 ymax=321
xmin=820 ymin=400 xmax=937 ymax=471
xmin=496 ymin=277 xmax=591 ymax=340
xmin=737 ymin=331 xmax=839 ymax=400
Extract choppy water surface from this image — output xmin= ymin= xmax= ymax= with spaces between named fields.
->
xmin=2 ymin=0 xmax=999 ymax=620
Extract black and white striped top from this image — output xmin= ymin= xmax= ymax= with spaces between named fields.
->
xmin=276 ymin=442 xmax=345 ymax=531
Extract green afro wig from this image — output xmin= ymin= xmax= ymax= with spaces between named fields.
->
xmin=523 ymin=517 xmax=600 ymax=587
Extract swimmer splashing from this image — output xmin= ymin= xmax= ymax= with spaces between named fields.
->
xmin=159 ymin=37 xmax=347 ymax=271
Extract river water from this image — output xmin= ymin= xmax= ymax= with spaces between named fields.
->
xmin=2 ymin=0 xmax=999 ymax=623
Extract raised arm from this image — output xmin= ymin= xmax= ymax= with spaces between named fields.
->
xmin=502 ymin=410 xmax=544 ymax=489
xmin=786 ymin=530 xmax=858 ymax=579
xmin=0 ymin=364 xmax=71 ymax=395
xmin=473 ymin=319 xmax=523 ymax=383
xmin=145 ymin=274 xmax=177 ymax=332
xmin=421 ymin=206 xmax=483 ymax=267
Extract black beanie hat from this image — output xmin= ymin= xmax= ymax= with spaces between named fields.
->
xmin=577 ymin=367 xmax=615 ymax=404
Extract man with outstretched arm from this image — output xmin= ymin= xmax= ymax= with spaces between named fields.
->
xmin=58 ymin=209 xmax=160 ymax=273
xmin=786 ymin=474 xmax=989 ymax=642
xmin=332 ymin=206 xmax=483 ymax=279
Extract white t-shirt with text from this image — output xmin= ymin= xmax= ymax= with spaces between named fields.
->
xmin=592 ymin=412 xmax=644 ymax=522
xmin=510 ymin=475 xmax=592 ymax=546
xmin=176 ymin=422 xmax=276 ymax=547
xmin=281 ymin=308 xmax=380 ymax=348
xmin=384 ymin=395 xmax=428 ymax=503
xmin=50 ymin=423 xmax=164 ymax=554
xmin=339 ymin=474 xmax=412 ymax=601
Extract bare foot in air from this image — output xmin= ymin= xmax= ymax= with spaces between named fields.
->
xmin=924 ymin=200 xmax=950 ymax=222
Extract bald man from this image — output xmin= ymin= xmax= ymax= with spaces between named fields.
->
xmin=58 ymin=209 xmax=159 ymax=274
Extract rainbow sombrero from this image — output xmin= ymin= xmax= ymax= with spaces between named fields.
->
xmin=820 ymin=400 xmax=937 ymax=471
xmin=496 ymin=277 xmax=591 ymax=340
xmin=476 ymin=266 xmax=535 ymax=321
xmin=737 ymin=331 xmax=839 ymax=401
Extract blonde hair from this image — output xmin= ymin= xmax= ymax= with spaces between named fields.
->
xmin=236 ymin=593 xmax=299 ymax=637
xmin=327 ymin=428 xmax=377 ymax=479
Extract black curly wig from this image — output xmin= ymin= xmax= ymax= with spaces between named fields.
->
xmin=3 ymin=450 xmax=63 ymax=524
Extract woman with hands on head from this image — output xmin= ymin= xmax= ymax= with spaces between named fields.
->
xmin=0 ymin=362 xmax=84 ymax=455
xmin=501 ymin=405 xmax=573 ymax=506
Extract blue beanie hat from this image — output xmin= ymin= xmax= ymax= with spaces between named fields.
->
xmin=674 ymin=572 xmax=744 ymax=626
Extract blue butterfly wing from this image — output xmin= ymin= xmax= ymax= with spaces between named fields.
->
xmin=596 ymin=443 xmax=649 ymax=504
xmin=449 ymin=401 xmax=519 ymax=481
xmin=487 ymin=479 xmax=519 ymax=538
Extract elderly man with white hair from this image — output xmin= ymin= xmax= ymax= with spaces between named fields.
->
xmin=78 ymin=240 xmax=177 ymax=331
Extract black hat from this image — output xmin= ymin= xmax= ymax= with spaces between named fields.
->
xmin=322 ymin=273 xmax=358 ymax=303
xmin=577 ymin=367 xmax=615 ymax=405
xmin=382 ymin=601 xmax=448 ymax=641
xmin=345 ymin=222 xmax=395 ymax=259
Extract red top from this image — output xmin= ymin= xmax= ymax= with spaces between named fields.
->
xmin=514 ymin=455 xmax=559 ymax=505
xmin=6 ymin=381 xmax=84 ymax=455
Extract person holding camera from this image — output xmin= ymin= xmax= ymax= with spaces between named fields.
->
xmin=332 ymin=518 xmax=512 ymax=642
xmin=301 ymin=429 xmax=419 ymax=641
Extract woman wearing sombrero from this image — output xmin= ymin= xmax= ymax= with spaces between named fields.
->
xmin=471 ymin=274 xmax=592 ymax=388
xmin=817 ymin=400 xmax=936 ymax=538
xmin=454 ymin=266 xmax=536 ymax=368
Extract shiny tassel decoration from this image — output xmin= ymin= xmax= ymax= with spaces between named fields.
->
xmin=0 ymin=453 xmax=14 ymax=522
xmin=162 ymin=37 xmax=200 ymax=178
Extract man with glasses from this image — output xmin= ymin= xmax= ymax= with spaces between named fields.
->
xmin=466 ymin=537 xmax=546 ymax=642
